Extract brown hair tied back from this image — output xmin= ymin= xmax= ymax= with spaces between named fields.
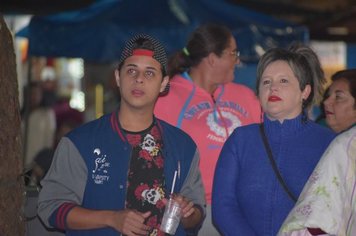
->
xmin=167 ymin=23 xmax=233 ymax=78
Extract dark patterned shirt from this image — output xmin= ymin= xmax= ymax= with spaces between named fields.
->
xmin=125 ymin=122 xmax=167 ymax=236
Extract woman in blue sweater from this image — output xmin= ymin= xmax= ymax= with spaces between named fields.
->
xmin=212 ymin=45 xmax=336 ymax=236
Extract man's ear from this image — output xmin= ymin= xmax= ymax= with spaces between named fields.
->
xmin=114 ymin=69 xmax=120 ymax=87
xmin=160 ymin=75 xmax=169 ymax=93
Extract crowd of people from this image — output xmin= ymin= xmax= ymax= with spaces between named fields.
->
xmin=22 ymin=73 xmax=84 ymax=186
xmin=24 ymin=23 xmax=355 ymax=236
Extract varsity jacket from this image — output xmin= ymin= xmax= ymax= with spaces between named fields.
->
xmin=212 ymin=114 xmax=336 ymax=236
xmin=154 ymin=72 xmax=261 ymax=203
xmin=37 ymin=111 xmax=206 ymax=236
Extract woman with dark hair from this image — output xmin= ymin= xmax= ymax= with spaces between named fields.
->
xmin=154 ymin=23 xmax=261 ymax=235
xmin=323 ymin=69 xmax=356 ymax=133
xmin=212 ymin=45 xmax=336 ymax=235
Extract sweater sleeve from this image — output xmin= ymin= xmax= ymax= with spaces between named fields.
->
xmin=37 ymin=137 xmax=88 ymax=230
xmin=212 ymin=132 xmax=257 ymax=235
xmin=180 ymin=150 xmax=206 ymax=229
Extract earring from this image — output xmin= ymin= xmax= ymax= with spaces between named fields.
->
xmin=260 ymin=106 xmax=264 ymax=123
xmin=301 ymin=99 xmax=308 ymax=124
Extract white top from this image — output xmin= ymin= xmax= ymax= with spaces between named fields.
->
xmin=279 ymin=126 xmax=356 ymax=236
xmin=24 ymin=107 xmax=56 ymax=168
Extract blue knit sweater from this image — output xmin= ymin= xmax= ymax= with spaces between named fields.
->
xmin=212 ymin=115 xmax=336 ymax=236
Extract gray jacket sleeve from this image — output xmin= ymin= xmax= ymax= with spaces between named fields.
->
xmin=180 ymin=149 xmax=206 ymax=216
xmin=37 ymin=137 xmax=88 ymax=228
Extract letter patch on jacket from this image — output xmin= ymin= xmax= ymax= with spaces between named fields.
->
xmin=91 ymin=148 xmax=111 ymax=184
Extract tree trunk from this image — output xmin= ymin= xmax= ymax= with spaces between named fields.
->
xmin=0 ymin=15 xmax=25 ymax=236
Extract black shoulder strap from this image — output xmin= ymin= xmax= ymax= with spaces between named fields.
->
xmin=259 ymin=124 xmax=297 ymax=202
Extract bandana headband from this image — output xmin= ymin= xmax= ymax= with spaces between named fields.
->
xmin=132 ymin=49 xmax=154 ymax=57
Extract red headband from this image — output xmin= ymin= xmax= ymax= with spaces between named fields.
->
xmin=132 ymin=49 xmax=154 ymax=57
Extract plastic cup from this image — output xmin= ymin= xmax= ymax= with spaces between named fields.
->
xmin=160 ymin=198 xmax=182 ymax=235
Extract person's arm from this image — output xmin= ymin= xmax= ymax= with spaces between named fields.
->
xmin=179 ymin=150 xmax=206 ymax=231
xmin=66 ymin=206 xmax=151 ymax=235
xmin=170 ymin=194 xmax=203 ymax=229
xmin=212 ymin=133 xmax=257 ymax=235
xmin=38 ymin=137 xmax=87 ymax=229
xmin=38 ymin=137 xmax=152 ymax=235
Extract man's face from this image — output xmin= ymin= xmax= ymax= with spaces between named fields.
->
xmin=115 ymin=55 xmax=168 ymax=112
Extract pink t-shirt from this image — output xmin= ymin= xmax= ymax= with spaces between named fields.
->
xmin=154 ymin=73 xmax=261 ymax=203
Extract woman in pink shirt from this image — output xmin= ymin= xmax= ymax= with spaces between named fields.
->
xmin=154 ymin=23 xmax=261 ymax=235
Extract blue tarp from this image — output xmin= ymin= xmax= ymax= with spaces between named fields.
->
xmin=18 ymin=0 xmax=308 ymax=62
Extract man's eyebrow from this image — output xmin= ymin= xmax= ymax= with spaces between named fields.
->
xmin=146 ymin=66 xmax=158 ymax=71
xmin=125 ymin=64 xmax=158 ymax=71
xmin=125 ymin=63 xmax=138 ymax=68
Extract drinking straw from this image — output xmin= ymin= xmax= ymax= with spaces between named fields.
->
xmin=170 ymin=170 xmax=178 ymax=194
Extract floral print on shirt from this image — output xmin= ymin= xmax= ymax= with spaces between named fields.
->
xmin=125 ymin=124 xmax=167 ymax=236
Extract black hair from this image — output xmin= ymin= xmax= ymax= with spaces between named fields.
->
xmin=168 ymin=23 xmax=233 ymax=78
xmin=331 ymin=69 xmax=356 ymax=101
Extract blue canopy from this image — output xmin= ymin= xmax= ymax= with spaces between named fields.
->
xmin=19 ymin=0 xmax=308 ymax=62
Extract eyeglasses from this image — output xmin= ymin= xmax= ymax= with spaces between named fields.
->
xmin=224 ymin=50 xmax=240 ymax=61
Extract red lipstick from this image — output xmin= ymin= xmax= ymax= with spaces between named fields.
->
xmin=268 ymin=95 xmax=282 ymax=102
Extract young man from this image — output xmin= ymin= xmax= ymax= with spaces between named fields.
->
xmin=38 ymin=34 xmax=206 ymax=236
